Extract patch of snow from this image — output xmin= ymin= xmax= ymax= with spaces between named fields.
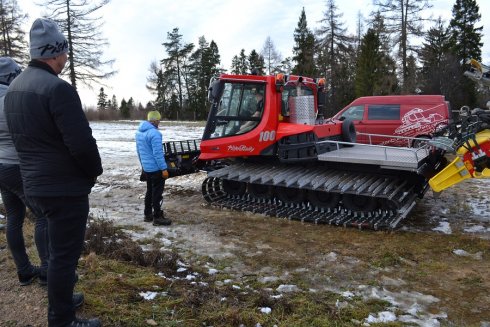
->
xmin=357 ymin=285 xmax=446 ymax=326
xmin=325 ymin=252 xmax=338 ymax=261
xmin=453 ymin=249 xmax=483 ymax=260
xmin=464 ymin=225 xmax=490 ymax=233
xmin=366 ymin=311 xmax=396 ymax=323
xmin=176 ymin=267 xmax=187 ymax=273
xmin=258 ymin=276 xmax=279 ymax=283
xmin=139 ymin=291 xmax=158 ymax=300
xmin=185 ymin=274 xmax=196 ymax=280
xmin=208 ymin=268 xmax=218 ymax=275
xmin=276 ymin=284 xmax=300 ymax=293
xmin=259 ymin=307 xmax=272 ymax=314
xmin=342 ymin=291 xmax=355 ymax=298
xmin=380 ymin=276 xmax=407 ymax=287
xmin=433 ymin=221 xmax=452 ymax=234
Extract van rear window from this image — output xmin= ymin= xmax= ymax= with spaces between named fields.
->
xmin=367 ymin=105 xmax=400 ymax=120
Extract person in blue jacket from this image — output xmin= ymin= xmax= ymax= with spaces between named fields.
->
xmin=136 ymin=110 xmax=172 ymax=226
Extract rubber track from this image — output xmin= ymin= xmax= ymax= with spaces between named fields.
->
xmin=202 ymin=174 xmax=419 ymax=230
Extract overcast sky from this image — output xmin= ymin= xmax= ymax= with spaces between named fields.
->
xmin=17 ymin=0 xmax=490 ymax=108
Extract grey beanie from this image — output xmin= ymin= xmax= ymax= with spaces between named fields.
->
xmin=0 ymin=57 xmax=22 ymax=85
xmin=29 ymin=18 xmax=68 ymax=59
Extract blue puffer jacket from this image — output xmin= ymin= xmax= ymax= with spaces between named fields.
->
xmin=135 ymin=121 xmax=167 ymax=173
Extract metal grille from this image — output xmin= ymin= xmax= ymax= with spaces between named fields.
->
xmin=289 ymin=96 xmax=316 ymax=125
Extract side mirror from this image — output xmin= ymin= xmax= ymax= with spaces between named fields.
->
xmin=207 ymin=79 xmax=224 ymax=102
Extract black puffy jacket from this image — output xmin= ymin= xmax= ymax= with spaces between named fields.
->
xmin=4 ymin=60 xmax=102 ymax=197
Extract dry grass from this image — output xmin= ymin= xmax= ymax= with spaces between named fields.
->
xmin=1 ymin=210 xmax=490 ymax=326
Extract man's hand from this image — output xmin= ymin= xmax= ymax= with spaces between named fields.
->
xmin=162 ymin=170 xmax=169 ymax=179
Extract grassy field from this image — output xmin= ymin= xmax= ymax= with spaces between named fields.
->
xmin=2 ymin=213 xmax=488 ymax=327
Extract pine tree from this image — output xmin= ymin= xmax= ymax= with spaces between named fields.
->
xmin=40 ymin=0 xmax=115 ymax=90
xmin=448 ymin=0 xmax=483 ymax=62
xmin=292 ymin=7 xmax=316 ymax=76
xmin=161 ymin=27 xmax=194 ymax=112
xmin=119 ymin=98 xmax=129 ymax=119
xmin=248 ymin=49 xmax=265 ymax=75
xmin=317 ymin=0 xmax=353 ymax=114
xmin=0 ymin=0 xmax=28 ymax=64
xmin=404 ymin=54 xmax=419 ymax=93
xmin=419 ymin=18 xmax=460 ymax=98
xmin=188 ymin=36 xmax=221 ymax=119
xmin=446 ymin=0 xmax=483 ymax=108
xmin=369 ymin=11 xmax=399 ymax=94
xmin=111 ymin=95 xmax=118 ymax=110
xmin=230 ymin=50 xmax=249 ymax=75
xmin=230 ymin=55 xmax=240 ymax=74
xmin=96 ymin=87 xmax=107 ymax=110
xmin=355 ymin=29 xmax=382 ymax=97
xmin=127 ymin=97 xmax=135 ymax=112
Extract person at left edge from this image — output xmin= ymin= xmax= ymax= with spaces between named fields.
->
xmin=0 ymin=57 xmax=49 ymax=286
xmin=4 ymin=18 xmax=103 ymax=327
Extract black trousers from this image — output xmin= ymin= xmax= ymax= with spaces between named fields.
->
xmin=30 ymin=195 xmax=89 ymax=327
xmin=0 ymin=163 xmax=49 ymax=274
xmin=144 ymin=171 xmax=165 ymax=217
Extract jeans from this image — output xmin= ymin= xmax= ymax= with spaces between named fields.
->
xmin=144 ymin=171 xmax=165 ymax=217
xmin=0 ymin=163 xmax=49 ymax=274
xmin=30 ymin=195 xmax=89 ymax=327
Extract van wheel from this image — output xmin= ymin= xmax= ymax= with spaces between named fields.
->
xmin=412 ymin=136 xmax=430 ymax=148
xmin=341 ymin=119 xmax=357 ymax=144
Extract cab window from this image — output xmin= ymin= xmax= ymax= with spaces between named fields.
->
xmin=206 ymin=82 xmax=265 ymax=139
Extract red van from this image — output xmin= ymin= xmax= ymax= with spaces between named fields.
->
xmin=333 ymin=95 xmax=452 ymax=146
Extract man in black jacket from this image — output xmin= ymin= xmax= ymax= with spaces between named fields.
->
xmin=4 ymin=18 xmax=102 ymax=327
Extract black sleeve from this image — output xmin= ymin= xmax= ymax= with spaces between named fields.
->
xmin=50 ymin=82 xmax=103 ymax=178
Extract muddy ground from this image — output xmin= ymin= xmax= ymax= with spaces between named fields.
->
xmin=1 ymin=126 xmax=490 ymax=326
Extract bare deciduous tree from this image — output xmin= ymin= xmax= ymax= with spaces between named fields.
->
xmin=39 ymin=0 xmax=116 ymax=90
xmin=373 ymin=0 xmax=433 ymax=93
xmin=0 ymin=0 xmax=28 ymax=64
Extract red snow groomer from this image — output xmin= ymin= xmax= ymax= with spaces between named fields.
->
xmin=165 ymin=73 xmax=447 ymax=229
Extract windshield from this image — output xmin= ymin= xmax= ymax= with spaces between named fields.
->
xmin=203 ymin=82 xmax=265 ymax=140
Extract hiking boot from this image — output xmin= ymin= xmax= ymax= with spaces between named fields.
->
xmin=18 ymin=266 xmax=40 ymax=286
xmin=73 ymin=292 xmax=84 ymax=309
xmin=39 ymin=270 xmax=47 ymax=286
xmin=144 ymin=214 xmax=153 ymax=222
xmin=67 ymin=317 xmax=101 ymax=327
xmin=153 ymin=211 xmax=172 ymax=226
